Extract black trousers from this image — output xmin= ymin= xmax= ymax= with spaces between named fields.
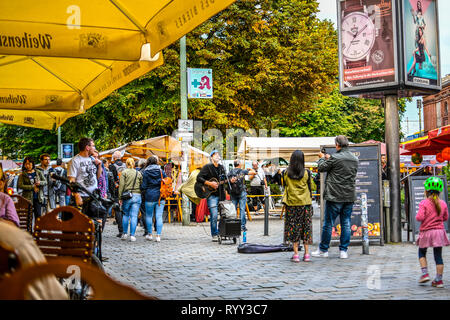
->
xmin=250 ymin=186 xmax=264 ymax=208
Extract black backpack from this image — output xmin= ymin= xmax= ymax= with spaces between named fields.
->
xmin=229 ymin=168 xmax=244 ymax=196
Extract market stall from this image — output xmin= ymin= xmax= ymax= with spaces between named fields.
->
xmin=237 ymin=136 xmax=337 ymax=166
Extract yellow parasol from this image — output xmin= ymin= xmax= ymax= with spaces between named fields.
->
xmin=0 ymin=54 xmax=163 ymax=129
xmin=0 ymin=0 xmax=235 ymax=61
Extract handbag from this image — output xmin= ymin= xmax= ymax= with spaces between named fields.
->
xmin=120 ymin=171 xmax=138 ymax=201
xmin=219 ymin=200 xmax=237 ymax=219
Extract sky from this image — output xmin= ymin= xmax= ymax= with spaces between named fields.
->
xmin=316 ymin=0 xmax=450 ymax=138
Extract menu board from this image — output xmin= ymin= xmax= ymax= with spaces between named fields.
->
xmin=320 ymin=144 xmax=383 ymax=242
xmin=408 ymin=175 xmax=448 ymax=242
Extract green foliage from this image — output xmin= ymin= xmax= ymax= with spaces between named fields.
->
xmin=0 ymin=0 xmax=408 ymax=156
xmin=277 ymin=83 xmax=407 ymax=143
xmin=0 ymin=124 xmax=57 ymax=161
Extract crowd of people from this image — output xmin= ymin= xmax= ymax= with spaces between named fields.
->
xmin=0 ymin=134 xmax=448 ymax=293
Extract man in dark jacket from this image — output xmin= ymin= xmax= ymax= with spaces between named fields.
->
xmin=312 ymin=135 xmax=358 ymax=259
xmin=196 ymin=150 xmax=236 ymax=241
xmin=110 ymin=151 xmax=126 ymax=237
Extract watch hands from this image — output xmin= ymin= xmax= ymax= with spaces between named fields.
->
xmin=354 ymin=24 xmax=368 ymax=39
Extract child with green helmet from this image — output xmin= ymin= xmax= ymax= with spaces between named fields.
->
xmin=416 ymin=176 xmax=449 ymax=288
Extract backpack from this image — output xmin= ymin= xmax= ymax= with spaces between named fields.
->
xmin=159 ymin=169 xmax=173 ymax=205
xmin=112 ymin=161 xmax=126 ymax=186
xmin=53 ymin=167 xmax=66 ymax=191
xmin=229 ymin=168 xmax=244 ymax=196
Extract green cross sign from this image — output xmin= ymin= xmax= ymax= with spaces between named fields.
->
xmin=191 ymin=79 xmax=201 ymax=88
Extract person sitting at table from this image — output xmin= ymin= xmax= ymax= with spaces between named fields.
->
xmin=0 ymin=172 xmax=20 ymax=227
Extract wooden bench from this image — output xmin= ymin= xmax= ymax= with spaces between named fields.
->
xmin=10 ymin=195 xmax=33 ymax=233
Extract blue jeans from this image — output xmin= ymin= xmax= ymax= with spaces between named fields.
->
xmin=122 ymin=193 xmax=142 ymax=236
xmin=319 ymin=201 xmax=354 ymax=252
xmin=145 ymin=200 xmax=165 ymax=235
xmin=207 ymin=195 xmax=219 ymax=236
xmin=231 ymin=192 xmax=247 ymax=231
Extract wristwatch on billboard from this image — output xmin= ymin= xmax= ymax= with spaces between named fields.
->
xmin=341 ymin=0 xmax=377 ymax=69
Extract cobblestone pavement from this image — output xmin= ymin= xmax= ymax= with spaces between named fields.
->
xmin=100 ymin=204 xmax=450 ymax=300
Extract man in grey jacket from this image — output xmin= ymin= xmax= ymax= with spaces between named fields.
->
xmin=312 ymin=135 xmax=358 ymax=259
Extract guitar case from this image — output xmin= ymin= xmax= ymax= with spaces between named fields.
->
xmin=237 ymin=243 xmax=299 ymax=254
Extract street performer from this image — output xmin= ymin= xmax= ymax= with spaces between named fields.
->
xmin=196 ymin=150 xmax=236 ymax=242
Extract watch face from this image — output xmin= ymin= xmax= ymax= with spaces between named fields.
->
xmin=342 ymin=12 xmax=376 ymax=61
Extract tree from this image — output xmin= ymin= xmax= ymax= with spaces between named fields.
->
xmin=277 ymin=83 xmax=407 ymax=143
xmin=0 ymin=125 xmax=57 ymax=160
xmin=60 ymin=0 xmax=338 ymax=150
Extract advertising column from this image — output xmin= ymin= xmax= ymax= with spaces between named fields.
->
xmin=403 ymin=0 xmax=441 ymax=89
xmin=338 ymin=0 xmax=398 ymax=94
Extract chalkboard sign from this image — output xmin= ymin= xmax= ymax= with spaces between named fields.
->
xmin=319 ymin=144 xmax=383 ymax=244
xmin=408 ymin=175 xmax=449 ymax=242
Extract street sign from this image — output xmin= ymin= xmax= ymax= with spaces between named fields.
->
xmin=178 ymin=119 xmax=194 ymax=132
xmin=61 ymin=143 xmax=74 ymax=159
xmin=177 ymin=131 xmax=194 ymax=142
xmin=187 ymin=68 xmax=213 ymax=99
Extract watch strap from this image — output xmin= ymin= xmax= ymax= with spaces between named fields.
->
xmin=343 ymin=0 xmax=363 ymax=14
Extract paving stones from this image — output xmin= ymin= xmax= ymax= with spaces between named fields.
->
xmin=100 ymin=205 xmax=450 ymax=300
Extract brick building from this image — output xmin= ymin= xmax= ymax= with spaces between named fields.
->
xmin=423 ymin=74 xmax=450 ymax=133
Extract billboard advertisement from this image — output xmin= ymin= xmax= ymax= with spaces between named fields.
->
xmin=338 ymin=0 xmax=398 ymax=94
xmin=403 ymin=0 xmax=441 ymax=88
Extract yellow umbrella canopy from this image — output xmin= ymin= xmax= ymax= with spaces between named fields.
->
xmin=0 ymin=54 xmax=163 ymax=129
xmin=0 ymin=0 xmax=236 ymax=61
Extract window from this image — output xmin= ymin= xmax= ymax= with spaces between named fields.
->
xmin=445 ymin=101 xmax=448 ymax=116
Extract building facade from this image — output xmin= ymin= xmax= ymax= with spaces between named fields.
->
xmin=423 ymin=75 xmax=450 ymax=133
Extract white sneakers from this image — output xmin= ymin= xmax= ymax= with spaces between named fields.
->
xmin=123 ymin=234 xmax=161 ymax=242
xmin=311 ymin=249 xmax=329 ymax=258
xmin=121 ymin=234 xmax=136 ymax=242
xmin=145 ymin=234 xmax=161 ymax=242
xmin=311 ymin=249 xmax=349 ymax=259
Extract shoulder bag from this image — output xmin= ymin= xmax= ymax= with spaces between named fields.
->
xmin=120 ymin=170 xmax=138 ymax=201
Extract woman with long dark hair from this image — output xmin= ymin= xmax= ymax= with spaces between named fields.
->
xmin=18 ymin=156 xmax=45 ymax=219
xmin=408 ymin=26 xmax=431 ymax=76
xmin=282 ymin=150 xmax=314 ymax=262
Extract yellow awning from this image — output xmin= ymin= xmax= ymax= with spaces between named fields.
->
xmin=0 ymin=0 xmax=235 ymax=61
xmin=0 ymin=54 xmax=163 ymax=129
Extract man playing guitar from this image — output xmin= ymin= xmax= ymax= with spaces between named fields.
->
xmin=196 ymin=150 xmax=236 ymax=242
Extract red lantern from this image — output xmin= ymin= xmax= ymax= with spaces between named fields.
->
xmin=436 ymin=153 xmax=445 ymax=163
xmin=443 ymin=147 xmax=450 ymax=161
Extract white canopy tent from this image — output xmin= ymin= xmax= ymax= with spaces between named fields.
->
xmin=237 ymin=136 xmax=337 ymax=165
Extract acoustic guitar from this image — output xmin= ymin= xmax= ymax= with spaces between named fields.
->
xmin=194 ymin=173 xmax=246 ymax=199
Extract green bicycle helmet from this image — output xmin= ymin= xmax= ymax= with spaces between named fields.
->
xmin=424 ymin=176 xmax=444 ymax=193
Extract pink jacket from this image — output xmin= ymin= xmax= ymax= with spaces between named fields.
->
xmin=416 ymin=198 xmax=449 ymax=231
xmin=0 ymin=192 xmax=20 ymax=227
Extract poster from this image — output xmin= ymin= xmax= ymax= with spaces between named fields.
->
xmin=338 ymin=0 xmax=398 ymax=93
xmin=408 ymin=175 xmax=448 ymax=242
xmin=403 ymin=0 xmax=440 ymax=87
xmin=187 ymin=68 xmax=213 ymax=99
xmin=320 ymin=144 xmax=383 ymax=241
